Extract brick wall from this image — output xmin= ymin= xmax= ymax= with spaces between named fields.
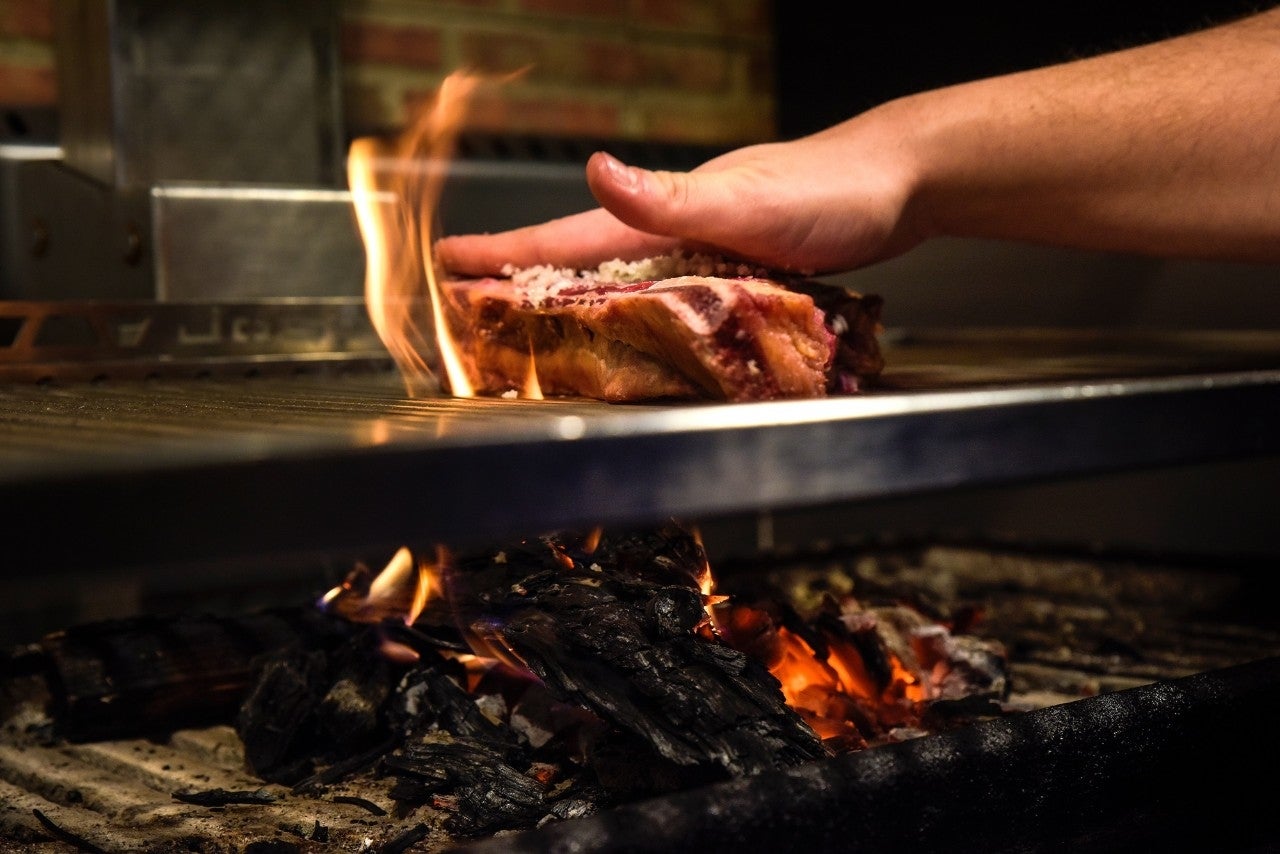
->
xmin=0 ymin=0 xmax=54 ymax=108
xmin=0 ymin=0 xmax=777 ymax=146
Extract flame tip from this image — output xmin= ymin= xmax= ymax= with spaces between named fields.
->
xmin=350 ymin=69 xmax=502 ymax=399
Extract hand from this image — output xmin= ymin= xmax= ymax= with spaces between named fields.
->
xmin=434 ymin=110 xmax=929 ymax=278
xmin=435 ymin=7 xmax=1280 ymax=278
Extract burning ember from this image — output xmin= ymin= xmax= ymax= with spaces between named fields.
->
xmin=318 ymin=523 xmax=1008 ymax=766
xmin=348 ymin=69 xmax=539 ymax=399
xmin=8 ymin=540 xmax=1280 ymax=852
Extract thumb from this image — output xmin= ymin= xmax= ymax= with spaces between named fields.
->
xmin=586 ymin=151 xmax=748 ymax=250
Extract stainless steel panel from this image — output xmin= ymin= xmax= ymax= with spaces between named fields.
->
xmin=3 ymin=330 xmax=1279 ymax=574
xmin=0 ymin=158 xmax=153 ymax=300
xmin=151 ymin=186 xmax=366 ymax=301
xmin=54 ymin=0 xmax=343 ymax=188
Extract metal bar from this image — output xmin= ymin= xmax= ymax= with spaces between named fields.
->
xmin=1 ymin=366 xmax=1278 ymax=574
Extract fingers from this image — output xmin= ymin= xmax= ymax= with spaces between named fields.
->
xmin=434 ymin=208 xmax=679 ymax=277
xmin=586 ymin=151 xmax=755 ymax=252
xmin=435 ymin=149 xmax=764 ymax=277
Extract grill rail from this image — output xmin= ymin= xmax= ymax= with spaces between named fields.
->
xmin=3 ymin=329 xmax=1280 ymax=575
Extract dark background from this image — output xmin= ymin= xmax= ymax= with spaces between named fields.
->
xmin=774 ymin=2 xmax=1270 ymax=139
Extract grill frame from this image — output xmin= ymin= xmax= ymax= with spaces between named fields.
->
xmin=3 ymin=353 xmax=1279 ymax=576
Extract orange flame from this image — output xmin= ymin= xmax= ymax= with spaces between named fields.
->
xmin=319 ymin=526 xmax=939 ymax=747
xmin=771 ymin=626 xmax=843 ymax=707
xmin=689 ymin=526 xmax=728 ymax=636
xmin=522 ymin=338 xmax=544 ymax=399
xmin=318 ymin=545 xmax=439 ymax=628
xmin=348 ymin=70 xmax=521 ymax=397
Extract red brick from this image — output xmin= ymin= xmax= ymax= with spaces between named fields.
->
xmin=635 ymin=43 xmax=729 ymax=92
xmin=631 ymin=0 xmax=771 ymax=37
xmin=406 ymin=88 xmax=620 ymax=139
xmin=0 ymin=60 xmax=55 ymax=105
xmin=0 ymin=0 xmax=53 ymax=40
xmin=340 ymin=20 xmax=443 ymax=70
xmin=517 ymin=0 xmax=628 ymax=20
xmin=580 ymin=39 xmax=641 ymax=86
xmin=457 ymin=31 xmax=548 ymax=77
xmin=630 ymin=0 xmax=719 ymax=32
xmin=721 ymin=0 xmax=773 ymax=37
xmin=642 ymin=101 xmax=776 ymax=145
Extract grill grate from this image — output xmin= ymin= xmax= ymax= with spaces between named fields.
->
xmin=3 ymin=332 xmax=1280 ymax=577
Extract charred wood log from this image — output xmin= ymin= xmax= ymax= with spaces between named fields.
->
xmin=381 ymin=658 xmax=616 ymax=832
xmin=171 ymin=787 xmax=279 ymax=807
xmin=389 ymin=660 xmax=528 ymax=760
xmin=2 ymin=607 xmax=353 ymax=743
xmin=236 ymin=625 xmax=403 ymax=784
xmin=440 ymin=525 xmax=826 ymax=780
xmin=384 ymin=737 xmax=549 ymax=836
xmin=450 ymin=655 xmax=1280 ymax=854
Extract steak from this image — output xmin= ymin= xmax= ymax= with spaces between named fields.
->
xmin=440 ymin=261 xmax=884 ymax=403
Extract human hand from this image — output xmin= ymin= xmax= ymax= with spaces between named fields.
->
xmin=436 ymin=6 xmax=1280 ymax=278
xmin=434 ymin=110 xmax=928 ymax=278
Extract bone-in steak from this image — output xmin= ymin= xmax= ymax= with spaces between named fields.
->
xmin=441 ymin=263 xmax=884 ymax=403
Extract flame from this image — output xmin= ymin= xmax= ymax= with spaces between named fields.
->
xmin=521 ymin=338 xmax=544 ymax=399
xmin=406 ymin=546 xmax=448 ymax=626
xmin=689 ymin=526 xmax=729 ymax=635
xmin=318 ymin=525 xmax=938 ymax=750
xmin=368 ymin=546 xmax=415 ymax=608
xmin=712 ymin=596 xmax=936 ymax=748
xmin=348 ymin=70 xmax=521 ymax=398
xmin=318 ymin=545 xmax=440 ymax=629
xmin=771 ymin=627 xmax=842 ymax=705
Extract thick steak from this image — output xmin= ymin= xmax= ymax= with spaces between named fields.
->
xmin=441 ymin=274 xmax=883 ymax=402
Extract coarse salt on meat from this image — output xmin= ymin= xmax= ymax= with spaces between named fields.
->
xmin=504 ymin=252 xmax=773 ymax=307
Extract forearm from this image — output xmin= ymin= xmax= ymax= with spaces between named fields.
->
xmin=892 ymin=6 xmax=1280 ymax=261
xmin=436 ymin=7 xmax=1280 ymax=278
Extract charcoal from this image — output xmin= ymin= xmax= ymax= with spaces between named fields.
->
xmin=715 ymin=578 xmax=833 ymax=662
xmin=539 ymin=796 xmax=598 ymax=825
xmin=585 ymin=736 xmax=712 ymax=800
xmin=236 ymin=646 xmax=330 ymax=783
xmin=917 ymin=695 xmax=1008 ymax=731
xmin=316 ymin=633 xmax=397 ymax=748
xmin=172 ymin=787 xmax=280 ymax=807
xmin=378 ymin=823 xmax=430 ymax=854
xmin=290 ymin=735 xmax=399 ymax=793
xmin=442 ymin=525 xmax=825 ymax=778
xmin=817 ymin=607 xmax=896 ymax=691
xmin=331 ymin=795 xmax=388 ymax=817
xmin=31 ymin=808 xmax=107 ymax=854
xmin=446 ymin=656 xmax=1280 ymax=854
xmin=507 ymin=679 xmax=609 ymax=757
xmin=910 ymin=627 xmax=1009 ymax=701
xmin=8 ymin=608 xmax=352 ymax=743
xmin=384 ymin=738 xmax=548 ymax=836
xmin=390 ymin=662 xmax=525 ymax=761
xmin=237 ymin=626 xmax=407 ymax=783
